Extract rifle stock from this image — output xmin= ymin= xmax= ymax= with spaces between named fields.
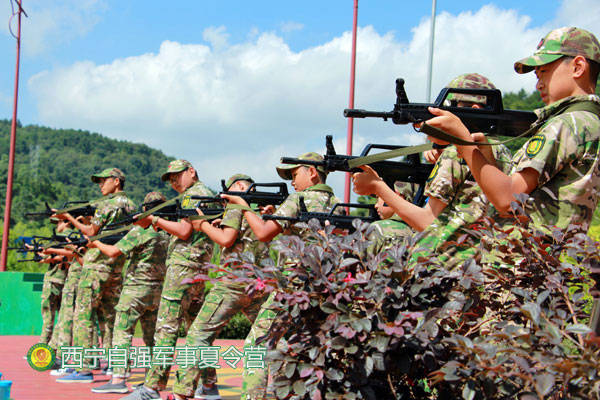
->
xmin=219 ymin=181 xmax=289 ymax=206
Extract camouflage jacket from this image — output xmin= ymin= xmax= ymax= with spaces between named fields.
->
xmin=83 ymin=191 xmax=136 ymax=268
xmin=167 ymin=180 xmax=216 ymax=267
xmin=272 ymin=183 xmax=342 ymax=235
xmin=116 ymin=225 xmax=169 ymax=285
xmin=369 ymin=216 xmax=412 ymax=253
xmin=220 ymin=204 xmax=269 ymax=265
xmin=413 ymin=142 xmax=512 ymax=265
xmin=505 ymin=94 xmax=600 ymax=233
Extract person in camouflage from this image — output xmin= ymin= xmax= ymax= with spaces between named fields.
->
xmin=56 ymin=168 xmax=136 ymax=383
xmin=224 ymin=153 xmax=341 ymax=400
xmin=368 ymin=181 xmax=414 ymax=251
xmin=353 ymin=73 xmax=513 ymax=267
xmin=171 ymin=174 xmax=272 ymax=399
xmin=89 ymin=191 xmax=170 ymax=394
xmin=123 ymin=160 xmax=218 ymax=400
xmin=426 ymin=27 xmax=600 ymax=235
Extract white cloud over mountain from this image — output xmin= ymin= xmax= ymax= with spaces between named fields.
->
xmin=28 ymin=1 xmax=600 ymax=194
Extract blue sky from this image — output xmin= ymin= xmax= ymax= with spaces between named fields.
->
xmin=0 ymin=0 xmax=597 ymax=194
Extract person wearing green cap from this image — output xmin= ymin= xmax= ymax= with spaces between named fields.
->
xmin=88 ymin=191 xmax=170 ymax=394
xmin=170 ymin=174 xmax=272 ymax=399
xmin=353 ymin=73 xmax=513 ymax=267
xmin=56 ymin=167 xmax=135 ymax=383
xmin=123 ymin=160 xmax=219 ymax=400
xmin=222 ymin=153 xmax=341 ymax=400
xmin=424 ymin=27 xmax=600 ymax=235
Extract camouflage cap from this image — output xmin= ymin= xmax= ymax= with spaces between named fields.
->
xmin=225 ymin=173 xmax=254 ymax=190
xmin=143 ymin=191 xmax=166 ymax=204
xmin=276 ymin=152 xmax=326 ymax=180
xmin=91 ymin=167 xmax=126 ymax=183
xmin=161 ymin=159 xmax=193 ymax=181
xmin=445 ymin=73 xmax=496 ymax=105
xmin=514 ymin=27 xmax=600 ymax=74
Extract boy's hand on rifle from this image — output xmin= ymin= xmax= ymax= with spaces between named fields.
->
xmin=134 ymin=215 xmax=153 ymax=228
xmin=220 ymin=194 xmax=249 ymax=207
xmin=352 ymin=165 xmax=383 ymax=196
xmin=259 ymin=205 xmax=276 ymax=215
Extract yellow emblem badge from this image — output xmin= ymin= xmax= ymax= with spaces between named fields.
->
xmin=526 ymin=135 xmax=546 ymax=158
xmin=181 ymin=194 xmax=193 ymax=209
xmin=427 ymin=162 xmax=439 ymax=182
xmin=27 ymin=343 xmax=55 ymax=371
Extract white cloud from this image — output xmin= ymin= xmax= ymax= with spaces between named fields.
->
xmin=28 ymin=1 xmax=598 ymax=197
xmin=1 ymin=0 xmax=107 ymax=56
xmin=280 ymin=21 xmax=304 ymax=33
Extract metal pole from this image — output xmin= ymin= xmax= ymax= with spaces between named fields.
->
xmin=1 ymin=1 xmax=25 ymax=271
xmin=425 ymin=0 xmax=437 ymax=102
xmin=344 ymin=0 xmax=358 ymax=204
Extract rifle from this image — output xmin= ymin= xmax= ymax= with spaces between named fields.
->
xmin=8 ymin=231 xmax=82 ymax=262
xmin=344 ymin=78 xmax=537 ymax=137
xmin=219 ymin=181 xmax=289 ymax=206
xmin=280 ymin=135 xmax=433 ymax=206
xmin=25 ymin=200 xmax=96 ymax=219
xmin=263 ymin=198 xmax=379 ymax=232
xmin=104 ymin=196 xmax=225 ymax=230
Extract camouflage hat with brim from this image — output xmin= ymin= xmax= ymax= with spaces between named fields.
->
xmin=514 ymin=27 xmax=600 ymax=74
xmin=144 ymin=191 xmax=166 ymax=204
xmin=445 ymin=73 xmax=496 ymax=105
xmin=91 ymin=167 xmax=126 ymax=183
xmin=225 ymin=174 xmax=254 ymax=190
xmin=276 ymin=152 xmax=326 ymax=180
xmin=161 ymin=159 xmax=193 ymax=181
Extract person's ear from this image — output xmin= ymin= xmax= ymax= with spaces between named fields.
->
xmin=572 ymin=55 xmax=587 ymax=79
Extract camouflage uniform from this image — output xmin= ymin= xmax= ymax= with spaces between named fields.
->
xmin=111 ymin=223 xmax=170 ymax=378
xmin=241 ymin=182 xmax=341 ymax=400
xmin=40 ymin=259 xmax=67 ymax=347
xmin=73 ymin=184 xmax=136 ymax=373
xmin=369 ymin=216 xmax=412 ymax=252
xmin=173 ymin=174 xmax=271 ymax=396
xmin=496 ymin=94 xmax=600 ymax=233
xmin=54 ymin=258 xmax=86 ymax=360
xmin=144 ymin=177 xmax=217 ymax=391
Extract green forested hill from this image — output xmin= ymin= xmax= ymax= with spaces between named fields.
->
xmin=0 ymin=119 xmax=177 ymax=224
xmin=0 ymin=119 xmax=178 ymax=271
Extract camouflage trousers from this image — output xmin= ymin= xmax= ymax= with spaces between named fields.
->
xmin=173 ymin=282 xmax=267 ymax=397
xmin=73 ymin=265 xmax=123 ymax=372
xmin=112 ymin=283 xmax=163 ymax=378
xmin=55 ymin=262 xmax=81 ymax=359
xmin=143 ymin=263 xmax=209 ymax=391
xmin=40 ymin=275 xmax=64 ymax=348
xmin=241 ymin=290 xmax=280 ymax=400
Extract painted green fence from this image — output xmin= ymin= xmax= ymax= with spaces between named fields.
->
xmin=0 ymin=271 xmax=43 ymax=335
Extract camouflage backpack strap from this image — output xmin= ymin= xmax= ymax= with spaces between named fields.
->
xmin=561 ymin=100 xmax=600 ymax=118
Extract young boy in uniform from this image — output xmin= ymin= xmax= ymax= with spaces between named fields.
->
xmin=57 ymin=168 xmax=136 ymax=383
xmin=425 ymin=27 xmax=600 ymax=236
xmin=353 ymin=74 xmax=513 ymax=265
xmin=123 ymin=160 xmax=218 ymax=400
xmin=223 ymin=153 xmax=341 ymax=400
xmin=171 ymin=174 xmax=272 ymax=400
xmin=90 ymin=191 xmax=170 ymax=394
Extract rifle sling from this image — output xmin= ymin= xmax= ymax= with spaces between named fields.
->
xmin=348 ymin=100 xmax=600 ymax=169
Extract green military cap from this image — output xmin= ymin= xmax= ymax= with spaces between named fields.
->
xmin=91 ymin=167 xmax=126 ymax=183
xmin=276 ymin=152 xmax=326 ymax=180
xmin=143 ymin=191 xmax=166 ymax=204
xmin=225 ymin=173 xmax=254 ymax=190
xmin=445 ymin=73 xmax=496 ymax=105
xmin=514 ymin=27 xmax=600 ymax=74
xmin=161 ymin=159 xmax=193 ymax=181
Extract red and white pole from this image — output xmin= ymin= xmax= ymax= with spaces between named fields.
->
xmin=344 ymin=0 xmax=358 ymax=204
xmin=1 ymin=1 xmax=26 ymax=271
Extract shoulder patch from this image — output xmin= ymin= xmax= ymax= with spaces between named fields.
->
xmin=526 ymin=134 xmax=546 ymax=158
xmin=427 ymin=162 xmax=440 ymax=182
xmin=181 ymin=194 xmax=194 ymax=209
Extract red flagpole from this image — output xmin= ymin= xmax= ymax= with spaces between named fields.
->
xmin=344 ymin=0 xmax=358 ymax=204
xmin=1 ymin=1 xmax=26 ymax=271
